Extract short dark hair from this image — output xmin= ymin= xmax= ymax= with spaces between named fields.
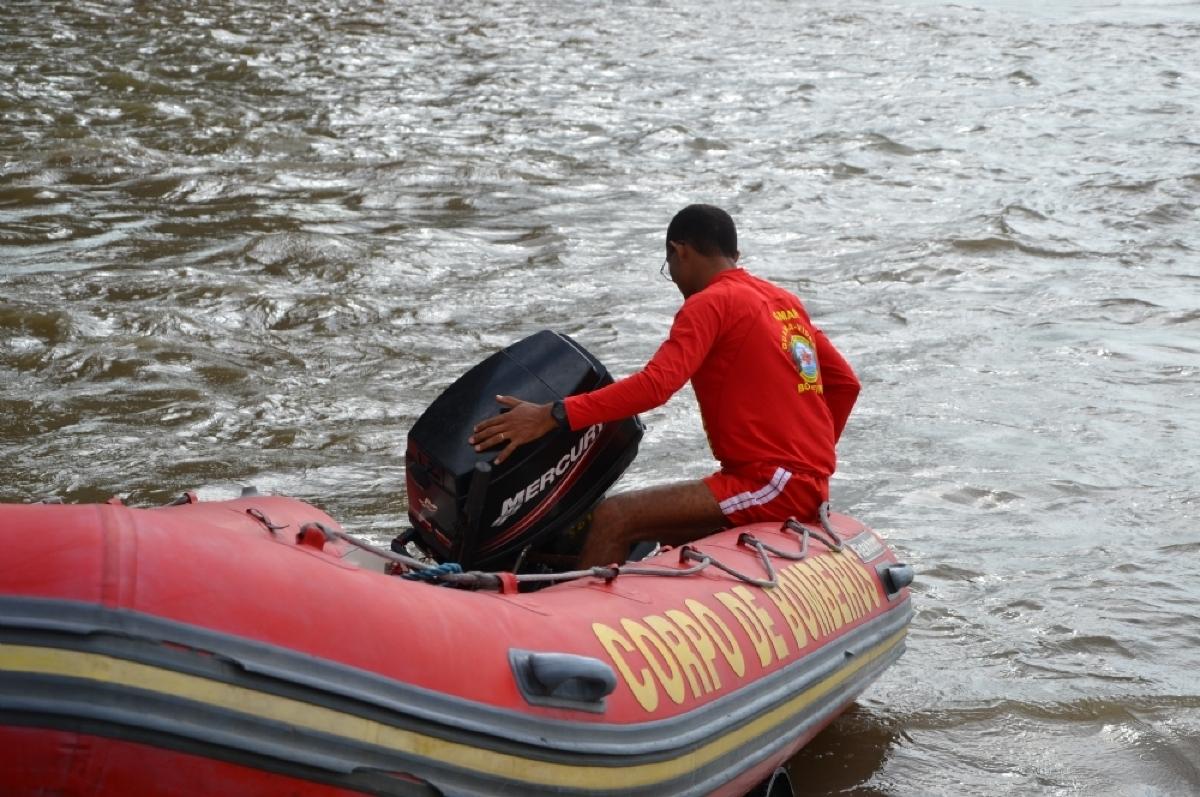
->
xmin=666 ymin=204 xmax=738 ymax=258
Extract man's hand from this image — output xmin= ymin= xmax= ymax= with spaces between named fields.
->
xmin=469 ymin=395 xmax=557 ymax=465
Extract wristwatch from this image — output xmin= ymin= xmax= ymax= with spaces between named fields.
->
xmin=550 ymin=400 xmax=570 ymax=431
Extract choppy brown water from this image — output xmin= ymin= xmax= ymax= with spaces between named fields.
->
xmin=2 ymin=1 xmax=1198 ymax=794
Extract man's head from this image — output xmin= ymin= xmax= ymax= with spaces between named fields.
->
xmin=664 ymin=204 xmax=740 ymax=298
xmin=665 ymin=204 xmax=738 ymax=258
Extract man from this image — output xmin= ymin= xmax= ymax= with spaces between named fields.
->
xmin=469 ymin=204 xmax=859 ymax=567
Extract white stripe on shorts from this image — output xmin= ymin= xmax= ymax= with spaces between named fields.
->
xmin=718 ymin=467 xmax=792 ymax=516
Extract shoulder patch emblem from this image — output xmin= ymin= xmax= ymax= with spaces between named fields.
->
xmin=789 ymin=334 xmax=819 ymax=384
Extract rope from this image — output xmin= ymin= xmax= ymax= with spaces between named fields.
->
xmin=319 ymin=526 xmax=500 ymax=589
xmin=325 ymin=526 xmax=426 ymax=569
xmin=308 ymin=502 xmax=845 ymax=592
xmin=512 ymin=561 xmax=707 ymax=585
xmin=246 ymin=507 xmax=288 ymax=534
xmin=748 ymin=516 xmax=843 ymax=562
xmin=817 ymin=502 xmax=845 ymax=550
xmin=401 ymin=562 xmax=464 ymax=581
xmin=684 ymin=541 xmax=778 ymax=588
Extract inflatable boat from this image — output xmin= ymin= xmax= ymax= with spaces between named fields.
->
xmin=0 ymin=332 xmax=913 ymax=797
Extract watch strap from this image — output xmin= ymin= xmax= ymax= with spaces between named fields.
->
xmin=551 ymin=400 xmax=569 ymax=430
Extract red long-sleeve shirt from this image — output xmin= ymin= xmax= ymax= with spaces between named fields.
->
xmin=564 ymin=268 xmax=859 ymax=478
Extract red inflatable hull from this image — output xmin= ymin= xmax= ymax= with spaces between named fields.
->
xmin=0 ymin=496 xmax=912 ymax=796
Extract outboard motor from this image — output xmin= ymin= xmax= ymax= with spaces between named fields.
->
xmin=404 ymin=331 xmax=644 ymax=572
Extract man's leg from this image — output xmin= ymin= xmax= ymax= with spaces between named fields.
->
xmin=577 ymin=480 xmax=728 ymax=568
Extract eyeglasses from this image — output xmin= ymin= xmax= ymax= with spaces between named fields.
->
xmin=659 ymin=243 xmax=676 ymax=282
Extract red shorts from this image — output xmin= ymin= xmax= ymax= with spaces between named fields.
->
xmin=703 ymin=464 xmax=828 ymax=527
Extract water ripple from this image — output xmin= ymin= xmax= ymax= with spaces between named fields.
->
xmin=3 ymin=1 xmax=1200 ymax=794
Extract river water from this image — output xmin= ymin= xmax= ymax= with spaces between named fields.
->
xmin=2 ymin=1 xmax=1198 ymax=794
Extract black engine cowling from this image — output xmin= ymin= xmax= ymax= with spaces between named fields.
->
xmin=405 ymin=331 xmax=644 ymax=571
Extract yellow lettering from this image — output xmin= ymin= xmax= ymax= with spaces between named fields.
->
xmin=593 ymin=622 xmax=657 ymax=712
xmin=808 ymin=560 xmax=848 ymax=630
xmin=686 ymin=598 xmax=745 ymax=678
xmin=645 ymin=614 xmax=711 ymax=699
xmin=777 ymin=565 xmax=823 ymax=640
xmin=811 ymin=558 xmax=856 ymax=626
xmin=732 ymin=585 xmax=788 ymax=661
xmin=810 ymin=560 xmax=848 ymax=628
xmin=665 ymin=608 xmax=721 ymax=691
xmin=835 ymin=551 xmax=882 ymax=611
xmin=622 ymin=618 xmax=685 ymax=705
xmin=822 ymin=554 xmax=870 ymax=619
xmin=789 ymin=562 xmax=839 ymax=635
xmin=763 ymin=582 xmax=809 ymax=650
xmin=716 ymin=590 xmax=773 ymax=667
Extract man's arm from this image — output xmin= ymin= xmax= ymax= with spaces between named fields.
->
xmin=470 ymin=295 xmax=723 ymax=463
xmin=814 ymin=328 xmax=860 ymax=442
xmin=564 ymin=294 xmax=722 ymax=428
